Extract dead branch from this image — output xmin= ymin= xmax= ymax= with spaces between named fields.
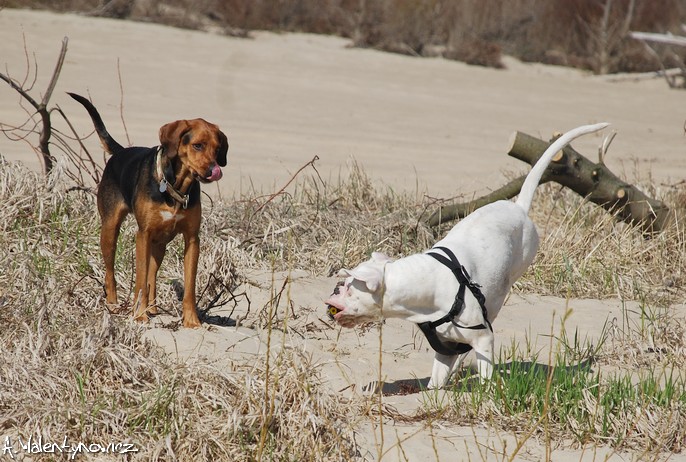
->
xmin=630 ymin=31 xmax=686 ymax=47
xmin=426 ymin=176 xmax=529 ymax=226
xmin=238 ymin=155 xmax=323 ymax=245
xmin=427 ymin=131 xmax=671 ymax=234
xmin=0 ymin=37 xmax=68 ymax=174
xmin=251 ymin=155 xmax=322 ymax=216
xmin=1 ymin=37 xmax=103 ymax=188
xmin=53 ymin=106 xmax=102 ymax=185
xmin=630 ymin=31 xmax=686 ymax=89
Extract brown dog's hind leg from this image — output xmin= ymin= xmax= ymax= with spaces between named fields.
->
xmin=99 ymin=201 xmax=128 ymax=306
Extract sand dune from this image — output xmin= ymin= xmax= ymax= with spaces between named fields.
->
xmin=2 ymin=8 xmax=686 ymax=461
xmin=2 ymin=9 xmax=685 ymax=200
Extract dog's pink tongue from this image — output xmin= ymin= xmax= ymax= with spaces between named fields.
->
xmin=206 ymin=164 xmax=222 ymax=182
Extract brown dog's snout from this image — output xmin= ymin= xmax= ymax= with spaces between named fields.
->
xmin=204 ymin=162 xmax=222 ymax=182
xmin=204 ymin=163 xmax=216 ymax=177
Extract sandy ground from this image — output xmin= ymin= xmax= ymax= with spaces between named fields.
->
xmin=2 ymin=8 xmax=686 ymax=461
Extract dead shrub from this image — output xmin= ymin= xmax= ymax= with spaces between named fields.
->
xmin=10 ymin=0 xmax=686 ymax=72
xmin=444 ymin=38 xmax=504 ymax=69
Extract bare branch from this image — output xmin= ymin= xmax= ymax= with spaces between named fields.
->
xmin=0 ymin=73 xmax=41 ymax=111
xmin=116 ymin=57 xmax=131 ymax=146
xmin=42 ymin=36 xmax=68 ymax=106
xmin=251 ymin=155 xmax=321 ymax=217
xmin=630 ymin=31 xmax=686 ymax=47
xmin=1 ymin=36 xmax=100 ymax=188
xmin=427 ymin=130 xmax=671 ymax=234
xmin=598 ymin=131 xmax=617 ymax=165
xmin=426 ymin=176 xmax=529 ymax=227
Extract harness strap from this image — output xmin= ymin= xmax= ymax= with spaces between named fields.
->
xmin=417 ymin=321 xmax=473 ymax=356
xmin=416 ymin=246 xmax=492 ymax=356
xmin=428 ymin=246 xmax=492 ymax=331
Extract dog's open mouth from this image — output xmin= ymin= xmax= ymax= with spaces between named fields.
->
xmin=325 ymin=281 xmax=345 ymax=320
xmin=327 ymin=304 xmax=341 ymax=319
xmin=195 ymin=164 xmax=223 ymax=183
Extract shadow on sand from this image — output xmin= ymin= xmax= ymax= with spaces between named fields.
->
xmin=364 ymin=358 xmax=594 ymax=396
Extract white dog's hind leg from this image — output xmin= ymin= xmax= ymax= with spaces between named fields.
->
xmin=427 ymin=352 xmax=467 ymax=389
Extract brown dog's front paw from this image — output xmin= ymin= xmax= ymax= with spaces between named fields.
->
xmin=134 ymin=311 xmax=150 ymax=323
xmin=182 ymin=315 xmax=201 ymax=329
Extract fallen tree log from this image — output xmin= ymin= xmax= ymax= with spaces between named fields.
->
xmin=426 ymin=131 xmax=671 ymax=233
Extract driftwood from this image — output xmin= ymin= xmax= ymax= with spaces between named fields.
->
xmin=427 ymin=131 xmax=671 ymax=234
xmin=629 ymin=31 xmax=686 ymax=89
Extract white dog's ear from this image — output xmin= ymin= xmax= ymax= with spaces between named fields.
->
xmin=348 ymin=265 xmax=384 ymax=292
xmin=371 ymin=252 xmax=393 ymax=263
xmin=336 ymin=268 xmax=352 ymax=278
xmin=334 ymin=266 xmax=384 ymax=292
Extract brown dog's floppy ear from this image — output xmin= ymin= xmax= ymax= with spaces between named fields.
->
xmin=159 ymin=120 xmax=190 ymax=158
xmin=217 ymin=130 xmax=228 ymax=167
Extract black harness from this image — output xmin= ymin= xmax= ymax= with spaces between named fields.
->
xmin=417 ymin=246 xmax=492 ymax=356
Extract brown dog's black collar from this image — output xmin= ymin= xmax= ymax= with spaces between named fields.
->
xmin=155 ymin=147 xmax=189 ymax=209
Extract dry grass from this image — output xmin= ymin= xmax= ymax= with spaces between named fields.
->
xmin=519 ymin=182 xmax=686 ymax=304
xmin=214 ymin=162 xmax=686 ymax=307
xmin=208 ymin=161 xmax=435 ymax=277
xmin=2 ymin=149 xmax=686 ymax=459
xmin=0 ymin=159 xmax=363 ymax=460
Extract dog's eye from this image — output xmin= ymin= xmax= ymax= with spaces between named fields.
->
xmin=192 ymin=143 xmax=203 ymax=151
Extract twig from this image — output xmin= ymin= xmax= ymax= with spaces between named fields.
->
xmin=242 ymin=155 xmax=322 ymax=240
xmin=55 ymin=105 xmax=102 ymax=184
xmin=251 ymin=155 xmax=321 ymax=216
xmin=117 ymin=58 xmax=131 ymax=146
xmin=598 ymin=131 xmax=617 ymax=165
xmin=42 ymin=37 xmax=67 ymax=107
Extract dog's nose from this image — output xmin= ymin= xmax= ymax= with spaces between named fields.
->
xmin=205 ymin=163 xmax=223 ymax=181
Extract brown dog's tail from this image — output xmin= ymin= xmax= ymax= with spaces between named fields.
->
xmin=67 ymin=92 xmax=124 ymax=155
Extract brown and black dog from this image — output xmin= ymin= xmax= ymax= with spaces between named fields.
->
xmin=69 ymin=92 xmax=228 ymax=327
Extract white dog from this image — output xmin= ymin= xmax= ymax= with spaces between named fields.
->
xmin=325 ymin=123 xmax=609 ymax=388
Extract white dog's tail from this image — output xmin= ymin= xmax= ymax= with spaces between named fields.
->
xmin=515 ymin=122 xmax=610 ymax=213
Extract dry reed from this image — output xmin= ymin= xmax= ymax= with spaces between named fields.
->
xmin=2 ymin=152 xmax=686 ymax=459
xmin=0 ymin=158 xmax=362 ymax=460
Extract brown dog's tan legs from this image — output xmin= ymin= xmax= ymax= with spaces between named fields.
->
xmin=146 ymin=241 xmax=167 ymax=315
xmin=133 ymin=229 xmax=151 ymax=321
xmin=180 ymin=212 xmax=201 ymax=328
xmin=181 ymin=234 xmax=201 ymax=328
xmin=99 ymin=206 xmax=128 ymax=305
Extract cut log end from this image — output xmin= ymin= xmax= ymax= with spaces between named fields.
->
xmin=506 ymin=131 xmax=518 ymax=153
